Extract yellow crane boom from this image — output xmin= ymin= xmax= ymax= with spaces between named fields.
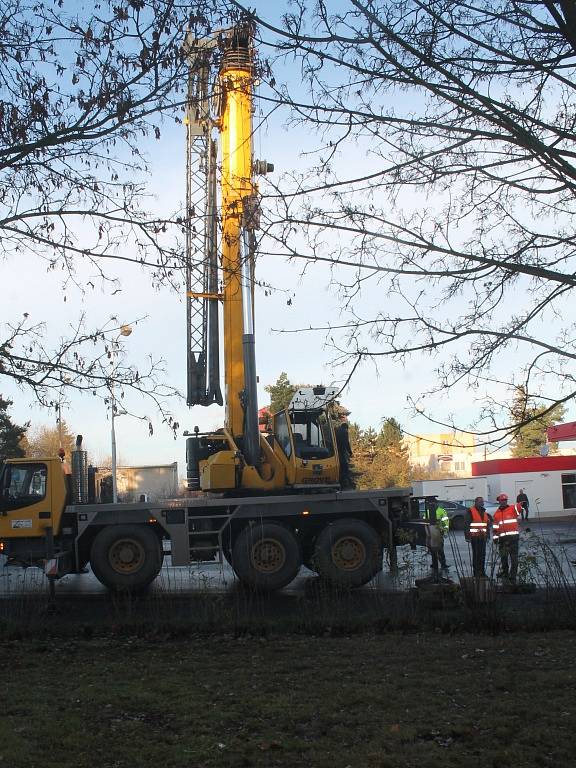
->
xmin=219 ymin=27 xmax=259 ymax=459
xmin=184 ymin=23 xmax=340 ymax=493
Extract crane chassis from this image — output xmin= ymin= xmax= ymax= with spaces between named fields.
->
xmin=0 ymin=455 xmax=421 ymax=592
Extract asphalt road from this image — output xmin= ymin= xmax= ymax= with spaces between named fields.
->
xmin=1 ymin=518 xmax=575 ymax=598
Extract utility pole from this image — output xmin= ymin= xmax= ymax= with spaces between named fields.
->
xmin=110 ymin=324 xmax=133 ymax=504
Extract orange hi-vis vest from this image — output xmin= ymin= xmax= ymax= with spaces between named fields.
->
xmin=493 ymin=505 xmax=520 ymax=541
xmin=469 ymin=506 xmax=489 ymax=538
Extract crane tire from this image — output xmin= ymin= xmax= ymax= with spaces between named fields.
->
xmin=314 ymin=519 xmax=382 ymax=588
xmin=221 ymin=529 xmax=234 ymax=567
xmin=232 ymin=522 xmax=302 ymax=591
xmin=90 ymin=524 xmax=163 ymax=592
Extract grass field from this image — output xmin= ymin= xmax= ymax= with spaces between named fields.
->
xmin=2 ymin=630 xmax=575 ymax=767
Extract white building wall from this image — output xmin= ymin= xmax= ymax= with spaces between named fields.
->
xmin=96 ymin=463 xmax=179 ymax=502
xmin=485 ymin=471 xmax=570 ymax=517
xmin=412 ymin=477 xmax=487 ymax=503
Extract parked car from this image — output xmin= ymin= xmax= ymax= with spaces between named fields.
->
xmin=418 ymin=499 xmax=497 ymax=531
xmin=439 ymin=500 xmax=469 ymax=531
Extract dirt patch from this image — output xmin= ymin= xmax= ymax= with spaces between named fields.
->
xmin=1 ymin=631 xmax=574 ymax=767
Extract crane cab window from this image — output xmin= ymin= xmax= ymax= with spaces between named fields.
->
xmin=290 ymin=411 xmax=334 ymax=460
xmin=0 ymin=463 xmax=47 ymax=509
xmin=274 ymin=411 xmax=292 ymax=458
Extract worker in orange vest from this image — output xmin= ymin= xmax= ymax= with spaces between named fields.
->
xmin=493 ymin=493 xmax=521 ymax=584
xmin=465 ymin=496 xmax=491 ymax=577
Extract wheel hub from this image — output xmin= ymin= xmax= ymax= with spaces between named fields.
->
xmin=109 ymin=538 xmax=145 ymax=574
xmin=332 ymin=536 xmax=366 ymax=570
xmin=251 ymin=538 xmax=286 ymax=574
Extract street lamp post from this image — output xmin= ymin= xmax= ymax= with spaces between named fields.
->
xmin=55 ymin=375 xmax=71 ymax=452
xmin=110 ymin=324 xmax=132 ymax=504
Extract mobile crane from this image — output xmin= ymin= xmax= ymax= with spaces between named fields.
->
xmin=0 ymin=24 xmax=422 ymax=593
xmin=183 ymin=23 xmax=341 ymax=495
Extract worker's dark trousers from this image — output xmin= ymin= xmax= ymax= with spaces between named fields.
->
xmin=499 ymin=536 xmax=520 ymax=581
xmin=470 ymin=537 xmax=487 ymax=577
xmin=438 ymin=540 xmax=448 ymax=568
xmin=430 ymin=541 xmax=448 ymax=571
xmin=339 ymin=459 xmax=356 ymax=490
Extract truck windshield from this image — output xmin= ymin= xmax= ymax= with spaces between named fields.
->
xmin=1 ymin=463 xmax=47 ymax=504
xmin=290 ymin=410 xmax=334 ymax=458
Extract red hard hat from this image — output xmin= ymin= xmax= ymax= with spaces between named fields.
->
xmin=496 ymin=493 xmax=508 ymax=502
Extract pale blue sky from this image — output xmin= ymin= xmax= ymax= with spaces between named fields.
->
xmin=3 ymin=3 xmax=574 ymax=470
xmin=0 ymin=105 xmax=507 ymax=470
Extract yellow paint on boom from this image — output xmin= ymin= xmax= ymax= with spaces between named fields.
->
xmin=220 ymin=56 xmax=254 ymax=438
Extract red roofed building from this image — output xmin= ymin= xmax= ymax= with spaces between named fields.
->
xmin=471 ymin=455 xmax=576 ymax=517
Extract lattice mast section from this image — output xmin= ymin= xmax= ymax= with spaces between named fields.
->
xmin=184 ymin=36 xmax=223 ymax=407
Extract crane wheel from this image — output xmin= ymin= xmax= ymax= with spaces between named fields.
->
xmin=90 ymin=524 xmax=163 ymax=592
xmin=232 ymin=522 xmax=302 ymax=591
xmin=314 ymin=519 xmax=382 ymax=588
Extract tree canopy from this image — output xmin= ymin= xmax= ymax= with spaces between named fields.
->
xmin=23 ymin=419 xmax=76 ymax=460
xmin=350 ymin=417 xmax=411 ymax=488
xmin=0 ymin=396 xmax=28 ymax=457
xmin=212 ymin=0 xmax=576 ymax=445
xmin=0 ymin=1 xmax=214 ymax=427
xmin=265 ymin=372 xmax=298 ymax=413
xmin=510 ymin=386 xmax=566 ymax=457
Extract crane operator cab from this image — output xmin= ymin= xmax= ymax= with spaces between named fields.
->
xmin=186 ymin=386 xmax=343 ymax=494
xmin=271 ymin=387 xmax=341 ymax=490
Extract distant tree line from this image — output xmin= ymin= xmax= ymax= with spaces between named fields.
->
xmin=262 ymin=373 xmax=570 ymax=489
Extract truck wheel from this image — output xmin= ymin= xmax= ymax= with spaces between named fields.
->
xmin=232 ymin=523 xmax=302 ymax=591
xmin=221 ymin=529 xmax=234 ymax=567
xmin=302 ymin=545 xmax=318 ymax=573
xmin=303 ymin=555 xmax=318 ymax=574
xmin=314 ymin=519 xmax=382 ymax=588
xmin=90 ymin=525 xmax=163 ymax=592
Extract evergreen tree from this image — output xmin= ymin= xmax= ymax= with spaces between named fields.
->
xmin=375 ymin=418 xmax=411 ymax=488
xmin=265 ymin=372 xmax=298 ymax=413
xmin=349 ymin=419 xmax=411 ymax=489
xmin=510 ymin=387 xmax=566 ymax=457
xmin=379 ymin=418 xmax=404 ymax=448
xmin=349 ymin=425 xmax=377 ymax=488
xmin=0 ymin=396 xmax=28 ymax=458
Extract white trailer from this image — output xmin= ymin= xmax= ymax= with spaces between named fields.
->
xmin=412 ymin=477 xmax=488 ymax=505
